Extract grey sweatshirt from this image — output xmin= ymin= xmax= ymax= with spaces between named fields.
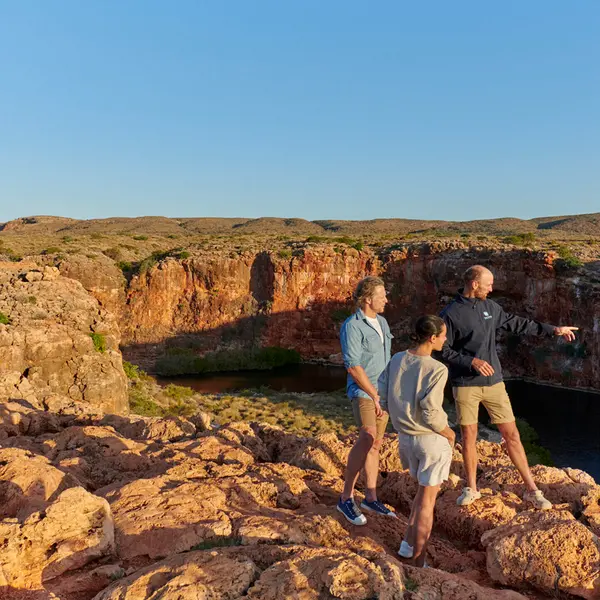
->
xmin=378 ymin=350 xmax=449 ymax=436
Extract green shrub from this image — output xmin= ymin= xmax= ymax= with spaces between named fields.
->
xmin=103 ymin=247 xmax=122 ymax=261
xmin=555 ymin=245 xmax=583 ymax=270
xmin=167 ymin=234 xmax=179 ymax=239
xmin=190 ymin=537 xmax=243 ymax=551
xmin=133 ymin=235 xmax=148 ymax=241
xmin=62 ymin=235 xmax=74 ymax=243
xmin=90 ymin=233 xmax=103 ymax=240
xmin=122 ymin=360 xmax=148 ymax=380
xmin=0 ymin=312 xmax=10 ymax=325
xmin=41 ymin=246 xmax=62 ymax=255
xmin=27 ymin=296 xmax=37 ymax=304
xmin=155 ymin=346 xmax=301 ymax=376
xmin=503 ymin=232 xmax=535 ymax=246
xmin=351 ymin=241 xmax=364 ymax=251
xmin=129 ymin=388 xmax=165 ymax=417
xmin=516 ymin=418 xmax=554 ymax=466
xmin=164 ymin=383 xmax=195 ymax=402
xmin=89 ymin=332 xmax=107 ymax=353
xmin=277 ymin=249 xmax=292 ymax=259
xmin=117 ymin=261 xmax=133 ymax=273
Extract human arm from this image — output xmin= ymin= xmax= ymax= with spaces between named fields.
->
xmin=419 ymin=367 xmax=449 ymax=434
xmin=495 ymin=303 xmax=557 ymax=337
xmin=377 ymin=362 xmax=390 ymax=411
xmin=340 ymin=321 xmax=383 ymax=416
xmin=439 ymin=315 xmax=494 ymax=376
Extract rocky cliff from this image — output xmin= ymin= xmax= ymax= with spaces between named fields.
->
xmin=0 ymin=262 xmax=128 ymax=415
xmin=59 ymin=243 xmax=600 ymax=390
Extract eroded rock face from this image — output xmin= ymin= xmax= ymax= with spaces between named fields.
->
xmin=0 ymin=487 xmax=114 ymax=588
xmin=102 ymin=245 xmax=600 ymax=389
xmin=0 ymin=264 xmax=128 ymax=414
xmin=482 ymin=510 xmax=600 ymax=599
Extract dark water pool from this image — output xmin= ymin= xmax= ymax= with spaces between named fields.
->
xmin=158 ymin=364 xmax=600 ymax=481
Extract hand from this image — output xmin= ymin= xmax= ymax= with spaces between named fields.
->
xmin=472 ymin=357 xmax=495 ymax=377
xmin=373 ymin=399 xmax=384 ymax=418
xmin=439 ymin=427 xmax=456 ymax=447
xmin=554 ymin=326 xmax=578 ymax=342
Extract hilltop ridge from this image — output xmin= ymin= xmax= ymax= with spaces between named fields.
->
xmin=1 ymin=212 xmax=600 ymax=237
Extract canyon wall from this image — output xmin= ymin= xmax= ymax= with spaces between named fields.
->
xmin=58 ymin=244 xmax=600 ymax=390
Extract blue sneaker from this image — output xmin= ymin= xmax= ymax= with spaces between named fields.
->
xmin=336 ymin=497 xmax=367 ymax=525
xmin=360 ymin=499 xmax=397 ymax=518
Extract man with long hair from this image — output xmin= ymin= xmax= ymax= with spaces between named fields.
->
xmin=337 ymin=276 xmax=397 ymax=525
xmin=440 ymin=265 xmax=577 ymax=509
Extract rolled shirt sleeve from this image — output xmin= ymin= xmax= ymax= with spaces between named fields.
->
xmin=340 ymin=320 xmax=363 ymax=369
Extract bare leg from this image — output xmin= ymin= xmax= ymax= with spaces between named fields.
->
xmin=404 ymin=486 xmax=423 ymax=548
xmin=496 ymin=421 xmax=537 ymax=492
xmin=341 ymin=427 xmax=376 ymax=501
xmin=460 ymin=424 xmax=479 ymax=490
xmin=363 ymin=438 xmax=382 ymax=502
xmin=411 ymin=485 xmax=441 ymax=567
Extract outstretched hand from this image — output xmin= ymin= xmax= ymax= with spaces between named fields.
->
xmin=554 ymin=326 xmax=578 ymax=342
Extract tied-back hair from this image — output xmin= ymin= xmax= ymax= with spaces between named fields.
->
xmin=409 ymin=315 xmax=445 ymax=345
xmin=353 ymin=276 xmax=385 ymax=310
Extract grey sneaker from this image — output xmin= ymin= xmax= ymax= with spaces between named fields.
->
xmin=397 ymin=540 xmax=414 ymax=558
xmin=456 ymin=487 xmax=482 ymax=506
xmin=523 ymin=489 xmax=552 ymax=510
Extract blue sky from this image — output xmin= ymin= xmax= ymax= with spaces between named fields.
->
xmin=1 ymin=1 xmax=598 ymax=222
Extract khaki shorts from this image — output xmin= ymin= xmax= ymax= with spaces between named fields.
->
xmin=453 ymin=381 xmax=515 ymax=426
xmin=398 ymin=433 xmax=452 ymax=487
xmin=351 ymin=397 xmax=389 ymax=440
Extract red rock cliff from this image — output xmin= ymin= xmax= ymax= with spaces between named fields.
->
xmin=61 ymin=244 xmax=600 ymax=389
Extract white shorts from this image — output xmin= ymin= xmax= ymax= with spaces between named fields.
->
xmin=398 ymin=433 xmax=452 ymax=487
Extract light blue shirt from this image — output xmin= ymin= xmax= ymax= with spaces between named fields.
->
xmin=340 ymin=309 xmax=393 ymax=399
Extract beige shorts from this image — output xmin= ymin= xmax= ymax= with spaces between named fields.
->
xmin=398 ymin=433 xmax=452 ymax=487
xmin=453 ymin=381 xmax=515 ymax=426
xmin=351 ymin=397 xmax=389 ymax=440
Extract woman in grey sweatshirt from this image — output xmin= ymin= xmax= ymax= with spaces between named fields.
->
xmin=378 ymin=315 xmax=455 ymax=568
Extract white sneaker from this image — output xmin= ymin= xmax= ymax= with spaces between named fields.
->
xmin=456 ymin=487 xmax=482 ymax=506
xmin=397 ymin=540 xmax=413 ymax=558
xmin=523 ymin=489 xmax=552 ymax=510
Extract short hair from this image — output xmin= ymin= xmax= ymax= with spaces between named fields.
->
xmin=353 ymin=276 xmax=385 ymax=309
xmin=463 ymin=265 xmax=489 ymax=285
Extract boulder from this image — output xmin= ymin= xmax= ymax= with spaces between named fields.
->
xmin=482 ymin=509 xmax=600 ymax=599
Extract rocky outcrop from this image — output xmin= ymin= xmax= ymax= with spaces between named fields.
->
xmin=482 ymin=510 xmax=600 ymax=598
xmin=0 ymin=262 xmax=128 ymax=414
xmin=0 ymin=393 xmax=598 ymax=599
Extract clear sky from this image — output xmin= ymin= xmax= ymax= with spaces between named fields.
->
xmin=1 ymin=1 xmax=598 ymax=223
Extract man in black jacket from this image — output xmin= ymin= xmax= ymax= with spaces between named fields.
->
xmin=440 ymin=265 xmax=577 ymax=509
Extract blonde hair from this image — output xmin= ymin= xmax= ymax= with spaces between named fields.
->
xmin=353 ymin=276 xmax=385 ymax=310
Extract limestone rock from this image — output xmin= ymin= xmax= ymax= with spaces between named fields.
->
xmin=0 ymin=448 xmax=79 ymax=519
xmin=92 ymin=549 xmax=259 ymax=600
xmin=402 ymin=565 xmax=529 ymax=600
xmin=482 ymin=509 xmax=600 ymax=599
xmin=0 ymin=487 xmax=114 ymax=588
xmin=0 ymin=267 xmax=128 ymax=414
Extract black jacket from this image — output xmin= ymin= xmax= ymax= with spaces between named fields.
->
xmin=438 ymin=292 xmax=555 ymax=387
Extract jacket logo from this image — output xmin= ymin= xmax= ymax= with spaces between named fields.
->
xmin=483 ymin=311 xmax=493 ymax=320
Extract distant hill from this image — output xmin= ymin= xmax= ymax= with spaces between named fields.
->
xmin=1 ymin=212 xmax=599 ymax=237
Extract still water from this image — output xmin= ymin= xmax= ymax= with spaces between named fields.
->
xmin=159 ymin=364 xmax=600 ymax=481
